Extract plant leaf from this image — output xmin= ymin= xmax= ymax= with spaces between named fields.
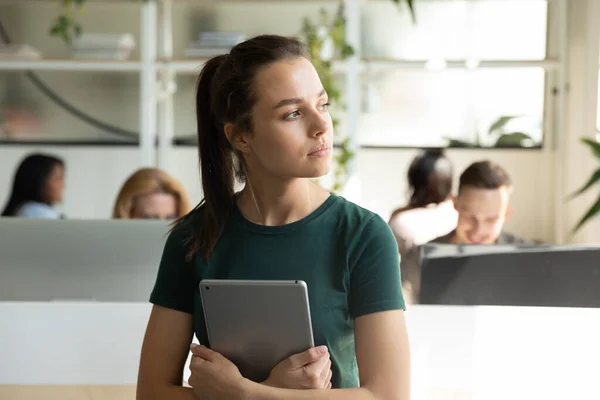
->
xmin=572 ymin=197 xmax=600 ymax=234
xmin=495 ymin=132 xmax=532 ymax=147
xmin=391 ymin=0 xmax=416 ymax=23
xmin=568 ymin=168 xmax=600 ymax=199
xmin=581 ymin=137 xmax=600 ymax=159
xmin=488 ymin=116 xmax=520 ymax=134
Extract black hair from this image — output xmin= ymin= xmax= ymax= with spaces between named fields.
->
xmin=406 ymin=149 xmax=453 ymax=209
xmin=179 ymin=34 xmax=309 ymax=260
xmin=1 ymin=153 xmax=64 ymax=216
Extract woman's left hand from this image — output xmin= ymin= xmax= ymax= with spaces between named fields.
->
xmin=188 ymin=344 xmax=248 ymax=400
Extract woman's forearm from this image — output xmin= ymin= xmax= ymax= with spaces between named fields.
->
xmin=243 ymin=381 xmax=380 ymax=400
xmin=136 ymin=384 xmax=197 ymax=400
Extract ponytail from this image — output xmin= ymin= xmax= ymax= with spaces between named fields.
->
xmin=174 ymin=35 xmax=309 ymax=261
xmin=185 ymin=55 xmax=235 ymax=260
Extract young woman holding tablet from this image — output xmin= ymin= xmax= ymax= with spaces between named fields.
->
xmin=137 ymin=35 xmax=410 ymax=400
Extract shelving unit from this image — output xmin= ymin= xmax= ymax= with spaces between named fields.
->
xmin=1 ymin=0 xmax=570 ymax=218
xmin=0 ymin=59 xmax=142 ymax=71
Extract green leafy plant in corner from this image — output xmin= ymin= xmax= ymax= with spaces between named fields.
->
xmin=569 ymin=137 xmax=600 ymax=233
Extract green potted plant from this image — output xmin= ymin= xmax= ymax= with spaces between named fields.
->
xmin=569 ymin=137 xmax=600 ymax=233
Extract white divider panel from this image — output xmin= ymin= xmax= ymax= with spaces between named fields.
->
xmin=2 ymin=302 xmax=600 ymax=400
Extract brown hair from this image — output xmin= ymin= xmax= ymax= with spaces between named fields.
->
xmin=179 ymin=34 xmax=308 ymax=260
xmin=458 ymin=160 xmax=512 ymax=193
xmin=113 ymin=168 xmax=190 ymax=219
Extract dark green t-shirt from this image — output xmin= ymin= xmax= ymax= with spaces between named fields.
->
xmin=150 ymin=194 xmax=405 ymax=388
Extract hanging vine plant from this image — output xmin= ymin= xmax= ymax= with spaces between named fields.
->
xmin=50 ymin=0 xmax=87 ymax=44
xmin=301 ymin=0 xmax=415 ymax=192
xmin=50 ymin=0 xmax=151 ymax=44
xmin=301 ymin=6 xmax=354 ymax=193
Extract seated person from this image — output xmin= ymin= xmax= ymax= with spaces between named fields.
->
xmin=1 ymin=153 xmax=65 ymax=219
xmin=388 ymin=149 xmax=458 ymax=302
xmin=404 ymin=160 xmax=529 ymax=304
xmin=431 ymin=160 xmax=529 ymax=245
xmin=113 ymin=168 xmax=191 ymax=220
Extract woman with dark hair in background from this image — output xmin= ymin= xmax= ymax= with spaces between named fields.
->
xmin=137 ymin=35 xmax=410 ymax=399
xmin=388 ymin=149 xmax=457 ymax=303
xmin=1 ymin=153 xmax=65 ymax=219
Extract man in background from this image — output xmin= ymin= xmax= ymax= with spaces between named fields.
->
xmin=402 ymin=160 xmax=530 ymax=304
xmin=431 ymin=160 xmax=528 ymax=245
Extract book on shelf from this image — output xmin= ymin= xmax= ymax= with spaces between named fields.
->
xmin=185 ymin=31 xmax=245 ymax=59
xmin=71 ymin=33 xmax=136 ymax=61
xmin=0 ymin=44 xmax=42 ymax=60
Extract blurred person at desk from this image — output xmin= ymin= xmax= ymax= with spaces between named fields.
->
xmin=402 ymin=160 xmax=531 ymax=304
xmin=388 ymin=149 xmax=457 ymax=302
xmin=113 ymin=168 xmax=191 ymax=220
xmin=430 ymin=160 xmax=529 ymax=245
xmin=1 ymin=153 xmax=65 ymax=219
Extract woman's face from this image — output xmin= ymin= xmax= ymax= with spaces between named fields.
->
xmin=232 ymin=57 xmax=334 ymax=180
xmin=131 ymin=192 xmax=178 ymax=220
xmin=45 ymin=164 xmax=65 ymax=204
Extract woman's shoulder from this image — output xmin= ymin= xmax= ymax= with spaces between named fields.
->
xmin=16 ymin=202 xmax=60 ymax=219
xmin=330 ymin=195 xmax=389 ymax=234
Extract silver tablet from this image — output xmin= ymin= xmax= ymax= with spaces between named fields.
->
xmin=199 ymin=279 xmax=315 ymax=382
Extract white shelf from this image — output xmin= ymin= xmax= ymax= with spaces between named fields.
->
xmin=355 ymin=58 xmax=561 ymax=71
xmin=155 ymin=58 xmax=561 ymax=76
xmin=0 ymin=59 xmax=142 ymax=72
xmin=0 ymin=58 xmax=560 ymax=73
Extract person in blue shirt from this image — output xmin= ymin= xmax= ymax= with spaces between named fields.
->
xmin=1 ymin=153 xmax=65 ymax=219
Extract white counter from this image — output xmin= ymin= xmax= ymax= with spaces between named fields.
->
xmin=1 ymin=302 xmax=599 ymax=400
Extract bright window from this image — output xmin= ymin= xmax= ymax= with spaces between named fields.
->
xmin=358 ymin=0 xmax=549 ymax=148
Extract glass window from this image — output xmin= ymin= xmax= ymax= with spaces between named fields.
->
xmin=362 ymin=0 xmax=548 ymax=60
xmin=358 ymin=0 xmax=549 ymax=148
xmin=358 ymin=68 xmax=545 ymax=147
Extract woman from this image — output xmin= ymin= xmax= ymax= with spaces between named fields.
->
xmin=137 ymin=35 xmax=410 ymax=399
xmin=388 ymin=149 xmax=457 ymax=303
xmin=1 ymin=153 xmax=65 ymax=219
xmin=113 ymin=168 xmax=190 ymax=220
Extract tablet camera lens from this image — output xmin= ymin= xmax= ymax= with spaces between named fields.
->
xmin=206 ymin=286 xmax=210 ymax=290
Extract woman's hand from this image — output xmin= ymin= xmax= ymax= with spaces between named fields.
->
xmin=263 ymin=345 xmax=333 ymax=389
xmin=188 ymin=344 xmax=248 ymax=400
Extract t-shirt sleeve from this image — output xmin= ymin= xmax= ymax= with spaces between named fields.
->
xmin=149 ymin=228 xmax=196 ymax=314
xmin=349 ymin=214 xmax=406 ymax=319
xmin=16 ymin=203 xmax=59 ymax=219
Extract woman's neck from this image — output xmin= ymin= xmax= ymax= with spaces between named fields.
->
xmin=236 ymin=176 xmax=329 ymax=226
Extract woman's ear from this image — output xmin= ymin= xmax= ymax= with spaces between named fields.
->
xmin=224 ymin=122 xmax=251 ymax=153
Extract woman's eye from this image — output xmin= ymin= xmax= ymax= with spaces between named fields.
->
xmin=284 ymin=110 xmax=300 ymax=120
xmin=319 ymin=102 xmax=331 ymax=111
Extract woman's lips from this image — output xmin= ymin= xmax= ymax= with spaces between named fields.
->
xmin=308 ymin=146 xmax=331 ymax=158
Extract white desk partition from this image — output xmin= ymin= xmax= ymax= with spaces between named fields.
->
xmin=1 ymin=302 xmax=600 ymax=400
